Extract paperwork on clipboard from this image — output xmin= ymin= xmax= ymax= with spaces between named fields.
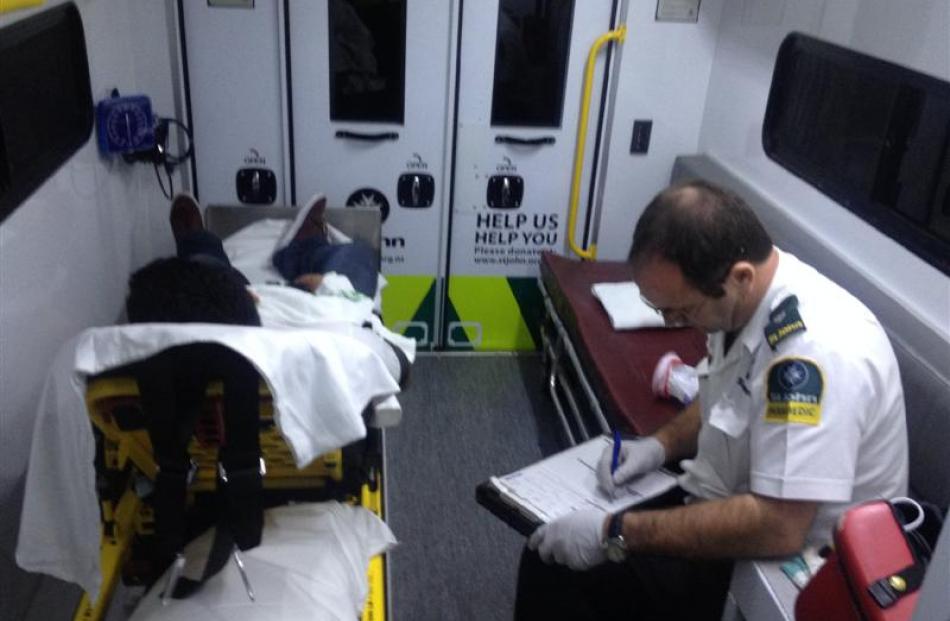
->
xmin=484 ymin=435 xmax=678 ymax=525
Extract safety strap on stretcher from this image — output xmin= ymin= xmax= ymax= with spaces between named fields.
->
xmin=134 ymin=344 xmax=264 ymax=598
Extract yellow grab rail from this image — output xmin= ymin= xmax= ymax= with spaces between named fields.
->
xmin=566 ymin=25 xmax=626 ymax=260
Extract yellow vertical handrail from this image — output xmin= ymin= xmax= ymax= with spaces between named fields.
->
xmin=567 ymin=25 xmax=626 ymax=260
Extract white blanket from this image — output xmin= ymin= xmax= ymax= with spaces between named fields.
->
xmin=129 ymin=502 xmax=396 ymax=621
xmin=251 ymin=276 xmax=415 ymax=427
xmin=16 ymin=323 xmax=401 ymax=602
xmin=591 ymin=281 xmax=668 ymax=330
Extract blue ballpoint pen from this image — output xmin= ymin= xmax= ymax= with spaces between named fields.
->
xmin=611 ymin=429 xmax=622 ymax=475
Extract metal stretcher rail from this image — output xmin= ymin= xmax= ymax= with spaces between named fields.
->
xmin=540 ymin=327 xmax=582 ymax=446
xmin=538 ymin=277 xmax=611 ymax=444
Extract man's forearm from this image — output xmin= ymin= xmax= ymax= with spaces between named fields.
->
xmin=620 ymin=493 xmax=818 ymax=559
xmin=652 ymin=399 xmax=701 ymax=462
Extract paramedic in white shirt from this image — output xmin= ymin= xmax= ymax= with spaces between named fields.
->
xmin=514 ymin=179 xmax=909 ymax=620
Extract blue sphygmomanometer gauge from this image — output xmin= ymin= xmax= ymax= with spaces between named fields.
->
xmin=96 ymin=95 xmax=156 ymax=154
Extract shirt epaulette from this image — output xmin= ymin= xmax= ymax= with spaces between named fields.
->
xmin=764 ymin=294 xmax=807 ymax=350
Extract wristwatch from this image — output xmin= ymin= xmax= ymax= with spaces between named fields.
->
xmin=604 ymin=511 xmax=629 ymax=562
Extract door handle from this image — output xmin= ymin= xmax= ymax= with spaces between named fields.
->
xmin=411 ymin=175 xmax=421 ymax=205
xmin=494 ymin=135 xmax=556 ymax=146
xmin=335 ymin=130 xmax=400 ymax=141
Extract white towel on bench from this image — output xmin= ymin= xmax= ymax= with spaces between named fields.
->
xmin=591 ymin=281 xmax=667 ymax=330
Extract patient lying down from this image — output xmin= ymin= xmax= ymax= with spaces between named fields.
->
xmin=14 ymin=199 xmax=410 ymax=604
xmin=118 ymin=195 xmax=400 ymax=598
xmin=129 ymin=192 xmax=413 ymax=384
xmin=128 ymin=191 xmax=413 ymax=373
xmin=169 ymin=192 xmax=377 ymax=296
xmin=129 ymin=192 xmax=393 ymax=328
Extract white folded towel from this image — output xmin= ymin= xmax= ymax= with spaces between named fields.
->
xmin=591 ymin=281 xmax=668 ymax=330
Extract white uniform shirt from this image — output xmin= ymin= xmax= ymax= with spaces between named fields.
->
xmin=678 ymin=250 xmax=908 ymax=546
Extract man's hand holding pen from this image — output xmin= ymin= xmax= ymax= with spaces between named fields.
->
xmin=596 ymin=435 xmax=666 ymax=496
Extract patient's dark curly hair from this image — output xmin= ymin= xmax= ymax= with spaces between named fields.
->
xmin=126 ymin=257 xmax=261 ymax=326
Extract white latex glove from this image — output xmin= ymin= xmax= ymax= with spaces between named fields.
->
xmin=596 ymin=436 xmax=665 ymax=496
xmin=527 ymin=509 xmax=608 ymax=570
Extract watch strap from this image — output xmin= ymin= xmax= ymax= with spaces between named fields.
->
xmin=608 ymin=511 xmax=626 ymax=540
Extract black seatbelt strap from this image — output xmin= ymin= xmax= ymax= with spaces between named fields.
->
xmin=215 ymin=349 xmax=263 ymax=551
xmin=136 ymin=348 xmax=202 ymax=555
xmin=135 ymin=344 xmax=263 ymax=599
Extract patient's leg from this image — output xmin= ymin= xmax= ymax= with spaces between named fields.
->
xmin=169 ymin=193 xmax=235 ymax=272
xmin=273 ymin=239 xmax=377 ymax=298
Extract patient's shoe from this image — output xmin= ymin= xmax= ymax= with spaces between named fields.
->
xmin=169 ymin=192 xmax=204 ymax=237
xmin=275 ymin=193 xmax=328 ymax=249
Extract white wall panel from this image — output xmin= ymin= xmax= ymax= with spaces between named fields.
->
xmin=594 ymin=0 xmax=725 ymax=260
xmin=0 ymin=1 xmax=179 ymax=616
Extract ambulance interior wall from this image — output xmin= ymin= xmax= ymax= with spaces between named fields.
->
xmin=596 ymin=0 xmax=948 ymax=362
xmin=596 ymin=0 xmax=949 ymax=347
xmin=692 ymin=0 xmax=950 ymax=522
xmin=594 ymin=0 xmax=726 ymax=261
xmin=693 ymin=0 xmax=950 ymax=350
xmin=0 ymin=1 xmax=181 ymax=617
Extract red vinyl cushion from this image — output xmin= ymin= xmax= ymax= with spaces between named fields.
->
xmin=795 ymin=554 xmax=862 ymax=621
xmin=540 ymin=252 xmax=707 ymax=436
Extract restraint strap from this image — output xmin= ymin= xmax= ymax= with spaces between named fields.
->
xmin=136 ymin=348 xmax=204 ymax=554
xmin=136 ymin=345 xmax=263 ymax=596
xmin=215 ymin=349 xmax=263 ymax=551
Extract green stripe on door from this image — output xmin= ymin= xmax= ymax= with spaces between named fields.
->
xmin=382 ymin=276 xmax=436 ymax=348
xmin=447 ymin=276 xmax=539 ymax=351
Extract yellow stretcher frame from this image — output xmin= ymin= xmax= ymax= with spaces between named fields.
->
xmin=74 ymin=376 xmax=387 ymax=621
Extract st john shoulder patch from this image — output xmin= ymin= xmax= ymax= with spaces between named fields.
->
xmin=764 ymin=295 xmax=807 ymax=350
xmin=765 ymin=357 xmax=824 ymax=426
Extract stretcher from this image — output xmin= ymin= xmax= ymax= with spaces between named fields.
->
xmin=538 ymin=251 xmax=707 ymax=443
xmin=86 ymin=206 xmax=398 ymax=621
xmin=74 ymin=375 xmax=388 ymax=621
xmin=15 ymin=204 xmax=403 ymax=621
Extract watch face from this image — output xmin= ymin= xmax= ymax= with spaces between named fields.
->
xmin=606 ymin=537 xmax=627 ymax=563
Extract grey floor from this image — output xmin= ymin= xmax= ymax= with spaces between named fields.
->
xmin=386 ymin=353 xmax=561 ymax=621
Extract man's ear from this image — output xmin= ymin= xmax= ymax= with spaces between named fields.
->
xmin=729 ymin=261 xmax=756 ymax=288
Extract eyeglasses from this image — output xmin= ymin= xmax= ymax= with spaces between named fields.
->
xmin=639 ymin=293 xmax=707 ymax=325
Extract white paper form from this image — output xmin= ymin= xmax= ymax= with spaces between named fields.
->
xmin=489 ymin=435 xmax=678 ymax=524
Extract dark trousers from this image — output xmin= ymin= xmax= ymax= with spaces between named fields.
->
xmin=272 ymin=238 xmax=378 ymax=298
xmin=174 ymin=230 xmax=252 ymax=287
xmin=514 ymin=490 xmax=734 ymax=621
xmin=177 ymin=230 xmax=377 ymax=298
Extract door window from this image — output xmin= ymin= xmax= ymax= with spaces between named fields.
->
xmin=328 ymin=0 xmax=406 ymax=124
xmin=490 ymin=0 xmax=575 ymax=128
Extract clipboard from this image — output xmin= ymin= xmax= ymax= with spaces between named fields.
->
xmin=476 ymin=435 xmax=680 ymax=536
